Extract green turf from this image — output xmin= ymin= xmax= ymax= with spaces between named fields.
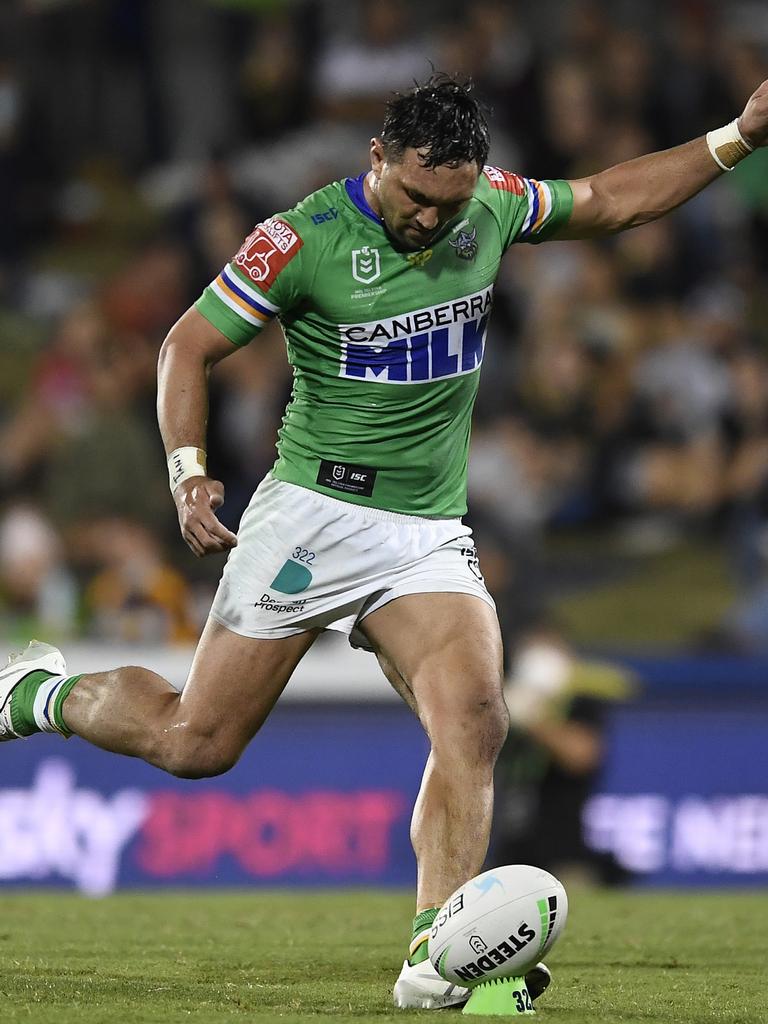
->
xmin=1 ymin=888 xmax=766 ymax=1023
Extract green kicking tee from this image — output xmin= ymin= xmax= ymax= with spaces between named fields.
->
xmin=195 ymin=166 xmax=573 ymax=517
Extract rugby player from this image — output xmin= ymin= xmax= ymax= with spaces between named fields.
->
xmin=2 ymin=75 xmax=767 ymax=1010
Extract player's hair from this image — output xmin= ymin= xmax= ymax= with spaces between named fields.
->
xmin=381 ymin=73 xmax=490 ymax=169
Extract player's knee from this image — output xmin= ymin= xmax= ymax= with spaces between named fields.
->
xmin=160 ymin=730 xmax=241 ymax=779
xmin=430 ymin=689 xmax=508 ymax=766
xmin=471 ymin=693 xmax=508 ymax=763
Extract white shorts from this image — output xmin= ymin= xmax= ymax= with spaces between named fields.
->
xmin=210 ymin=474 xmax=494 ymax=650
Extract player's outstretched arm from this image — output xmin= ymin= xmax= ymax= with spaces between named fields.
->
xmin=555 ymin=79 xmax=768 ymax=240
xmin=157 ymin=306 xmax=240 ymax=558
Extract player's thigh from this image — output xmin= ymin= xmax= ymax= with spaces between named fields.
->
xmin=178 ymin=616 xmax=319 ymax=747
xmin=361 ymin=593 xmax=505 ymax=736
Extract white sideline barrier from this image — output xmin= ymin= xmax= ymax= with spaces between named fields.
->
xmin=48 ymin=633 xmax=396 ymax=701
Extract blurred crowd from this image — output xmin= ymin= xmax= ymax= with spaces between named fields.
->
xmin=2 ymin=0 xmax=768 ymax=651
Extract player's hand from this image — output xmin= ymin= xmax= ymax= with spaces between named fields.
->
xmin=173 ymin=476 xmax=238 ymax=557
xmin=738 ymin=79 xmax=768 ymax=148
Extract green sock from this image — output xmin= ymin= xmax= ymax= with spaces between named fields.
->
xmin=9 ymin=673 xmax=82 ymax=737
xmin=52 ymin=675 xmax=82 ymax=736
xmin=408 ymin=907 xmax=439 ymax=966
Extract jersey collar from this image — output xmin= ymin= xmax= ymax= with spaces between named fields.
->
xmin=344 ymin=172 xmax=384 ymax=227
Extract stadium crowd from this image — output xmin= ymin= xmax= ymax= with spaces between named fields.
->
xmin=2 ymin=0 xmax=768 ymax=652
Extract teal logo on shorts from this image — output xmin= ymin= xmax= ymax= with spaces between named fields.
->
xmin=270 ymin=560 xmax=313 ymax=594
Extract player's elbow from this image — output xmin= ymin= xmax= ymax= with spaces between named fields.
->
xmin=159 ymin=307 xmax=235 ymax=376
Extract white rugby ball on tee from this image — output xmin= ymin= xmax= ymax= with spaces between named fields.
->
xmin=428 ymin=864 xmax=567 ymax=987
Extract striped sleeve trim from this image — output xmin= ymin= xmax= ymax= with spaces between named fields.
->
xmin=209 ymin=264 xmax=280 ymax=328
xmin=518 ymin=178 xmax=554 ymax=239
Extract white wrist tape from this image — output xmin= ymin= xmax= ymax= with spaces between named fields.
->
xmin=167 ymin=446 xmax=207 ymax=490
xmin=706 ymin=119 xmax=754 ymax=171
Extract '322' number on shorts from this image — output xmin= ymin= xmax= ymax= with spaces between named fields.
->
xmin=292 ymin=547 xmax=315 ymax=564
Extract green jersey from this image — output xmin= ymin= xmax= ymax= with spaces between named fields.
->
xmin=195 ymin=166 xmax=573 ymax=516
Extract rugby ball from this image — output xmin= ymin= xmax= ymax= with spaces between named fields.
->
xmin=428 ymin=865 xmax=567 ymax=987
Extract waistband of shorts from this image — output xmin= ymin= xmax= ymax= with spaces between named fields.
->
xmin=266 ymin=473 xmax=460 ymax=527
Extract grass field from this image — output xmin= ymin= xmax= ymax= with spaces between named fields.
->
xmin=1 ymin=888 xmax=766 ymax=1024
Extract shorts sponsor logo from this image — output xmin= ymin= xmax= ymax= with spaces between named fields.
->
xmin=255 ymin=592 xmax=309 ymax=613
xmin=270 ymin=560 xmax=313 ymax=594
xmin=482 ymin=165 xmax=525 ymax=194
xmin=234 ymin=217 xmax=303 ymax=289
xmin=352 ymin=246 xmax=381 ymax=284
xmin=339 ymin=287 xmax=492 ymax=384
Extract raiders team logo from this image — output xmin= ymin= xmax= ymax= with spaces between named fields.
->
xmin=449 ymin=225 xmax=478 ymax=261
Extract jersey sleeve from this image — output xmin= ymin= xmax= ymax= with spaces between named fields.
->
xmin=195 ymin=216 xmax=305 ymax=346
xmin=480 ymin=166 xmax=574 ymax=248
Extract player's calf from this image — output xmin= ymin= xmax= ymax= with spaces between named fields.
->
xmin=1 ymin=642 xmax=243 ymax=779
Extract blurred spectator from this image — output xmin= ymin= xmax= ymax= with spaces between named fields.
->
xmin=0 ymin=55 xmax=21 ymax=287
xmin=314 ymin=0 xmax=426 ymax=125
xmin=237 ymin=4 xmax=315 ymax=140
xmin=171 ymin=153 xmax=263 ymax=296
xmin=0 ymin=503 xmax=77 ymax=640
xmin=0 ymin=301 xmax=108 ymax=489
xmin=490 ymin=628 xmax=634 ymax=885
xmin=84 ymin=518 xmax=198 ymax=643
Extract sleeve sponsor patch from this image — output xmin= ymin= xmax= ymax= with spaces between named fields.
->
xmin=482 ymin=165 xmax=525 ymax=194
xmin=233 ymin=217 xmax=303 ymax=290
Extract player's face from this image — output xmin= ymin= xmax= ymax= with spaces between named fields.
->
xmin=368 ymin=141 xmax=479 ymax=251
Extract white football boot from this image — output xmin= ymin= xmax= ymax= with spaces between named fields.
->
xmin=393 ymin=957 xmax=470 ymax=1009
xmin=393 ymin=958 xmax=552 ymax=1010
xmin=0 ymin=641 xmax=67 ymax=740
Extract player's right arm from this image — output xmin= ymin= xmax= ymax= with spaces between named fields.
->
xmin=555 ymin=79 xmax=768 ymax=239
xmin=157 ymin=306 xmax=240 ymax=558
xmin=164 ymin=214 xmax=304 ymax=556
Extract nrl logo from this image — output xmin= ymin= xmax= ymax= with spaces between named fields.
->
xmin=449 ymin=224 xmax=478 ymax=261
xmin=407 ymin=249 xmax=433 ymax=268
xmin=352 ymin=246 xmax=381 ymax=283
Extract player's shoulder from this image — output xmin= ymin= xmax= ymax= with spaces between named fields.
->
xmin=228 ymin=178 xmax=352 ymax=297
xmin=281 ymin=178 xmax=350 ymax=235
xmin=474 ymin=165 xmax=529 ymax=202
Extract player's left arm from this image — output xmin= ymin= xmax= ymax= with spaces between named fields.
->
xmin=554 ymin=79 xmax=768 ymax=240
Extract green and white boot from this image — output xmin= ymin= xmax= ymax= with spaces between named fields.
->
xmin=0 ymin=641 xmax=76 ymax=739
